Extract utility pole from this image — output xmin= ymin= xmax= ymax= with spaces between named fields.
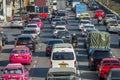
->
xmin=3 ymin=0 xmax=7 ymax=22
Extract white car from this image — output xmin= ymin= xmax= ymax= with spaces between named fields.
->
xmin=51 ymin=43 xmax=77 ymax=71
xmin=106 ymin=19 xmax=119 ymax=32
xmin=25 ymin=24 xmax=40 ymax=35
xmin=81 ymin=24 xmax=95 ymax=36
xmin=79 ymin=20 xmax=91 ymax=30
xmin=0 ymin=15 xmax=4 ymax=21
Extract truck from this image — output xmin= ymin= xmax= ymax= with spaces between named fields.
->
xmin=72 ymin=0 xmax=80 ymax=11
xmin=57 ymin=0 xmax=66 ymax=10
xmin=84 ymin=31 xmax=110 ymax=55
xmin=75 ymin=3 xmax=87 ymax=18
xmin=34 ymin=0 xmax=49 ymax=19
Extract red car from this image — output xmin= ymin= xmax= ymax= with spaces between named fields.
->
xmin=97 ymin=58 xmax=120 ymax=80
xmin=94 ymin=9 xmax=105 ymax=18
xmin=30 ymin=18 xmax=44 ymax=29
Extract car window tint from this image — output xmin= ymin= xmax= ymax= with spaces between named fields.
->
xmin=53 ymin=52 xmax=74 ymax=60
xmin=57 ymin=13 xmax=65 ymax=16
xmin=27 ymin=25 xmax=37 ymax=28
xmin=24 ymin=30 xmax=35 ymax=34
xmin=31 ymin=20 xmax=40 ymax=22
xmin=4 ymin=68 xmax=22 ymax=74
xmin=18 ymin=37 xmax=31 ymax=41
xmin=12 ymin=50 xmax=27 ymax=53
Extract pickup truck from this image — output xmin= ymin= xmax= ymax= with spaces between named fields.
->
xmin=97 ymin=58 xmax=120 ymax=80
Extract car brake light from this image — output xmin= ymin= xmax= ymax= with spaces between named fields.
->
xmin=50 ymin=61 xmax=52 ymax=68
xmin=74 ymin=61 xmax=76 ymax=67
xmin=90 ymin=58 xmax=94 ymax=62
xmin=28 ymin=41 xmax=33 ymax=44
xmin=66 ymin=36 xmax=70 ymax=38
xmin=47 ymin=47 xmax=51 ymax=51
xmin=17 ymin=41 xmax=20 ymax=45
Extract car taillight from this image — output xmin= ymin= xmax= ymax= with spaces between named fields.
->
xmin=17 ymin=41 xmax=20 ymax=45
xmin=74 ymin=61 xmax=76 ymax=67
xmin=28 ymin=41 xmax=33 ymax=44
xmin=50 ymin=61 xmax=52 ymax=68
xmin=66 ymin=36 xmax=70 ymax=38
xmin=47 ymin=47 xmax=51 ymax=51
xmin=90 ymin=58 xmax=94 ymax=62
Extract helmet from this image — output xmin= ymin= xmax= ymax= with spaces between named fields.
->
xmin=73 ymin=33 xmax=76 ymax=36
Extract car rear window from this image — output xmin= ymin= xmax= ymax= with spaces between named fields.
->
xmin=56 ymin=22 xmax=66 ymax=25
xmin=31 ymin=20 xmax=40 ymax=22
xmin=52 ymin=52 xmax=74 ymax=60
xmin=48 ymin=40 xmax=63 ymax=46
xmin=80 ymin=21 xmax=90 ymax=24
xmin=56 ymin=27 xmax=65 ymax=30
xmin=4 ymin=68 xmax=22 ymax=74
xmin=93 ymin=51 xmax=110 ymax=59
xmin=24 ymin=30 xmax=35 ymax=34
xmin=52 ymin=19 xmax=61 ymax=22
xmin=57 ymin=13 xmax=65 ymax=16
xmin=58 ymin=31 xmax=70 ymax=36
xmin=27 ymin=25 xmax=37 ymax=28
xmin=12 ymin=50 xmax=27 ymax=53
xmin=18 ymin=37 xmax=31 ymax=41
xmin=12 ymin=18 xmax=22 ymax=21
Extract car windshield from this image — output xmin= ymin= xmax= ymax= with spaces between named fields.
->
xmin=12 ymin=49 xmax=27 ymax=53
xmin=53 ymin=52 xmax=74 ymax=60
xmin=57 ymin=13 xmax=65 ymax=16
xmin=48 ymin=40 xmax=63 ymax=46
xmin=27 ymin=25 xmax=37 ymax=28
xmin=24 ymin=30 xmax=35 ymax=34
xmin=12 ymin=18 xmax=22 ymax=21
xmin=93 ymin=51 xmax=110 ymax=59
xmin=4 ymin=68 xmax=22 ymax=74
xmin=31 ymin=20 xmax=40 ymax=22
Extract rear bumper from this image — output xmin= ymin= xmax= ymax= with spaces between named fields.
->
xmin=10 ymin=58 xmax=31 ymax=64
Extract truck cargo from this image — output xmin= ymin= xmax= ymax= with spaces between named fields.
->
xmin=75 ymin=3 xmax=87 ymax=18
xmin=84 ymin=31 xmax=110 ymax=54
xmin=57 ymin=0 xmax=66 ymax=10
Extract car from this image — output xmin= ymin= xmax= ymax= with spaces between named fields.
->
xmin=9 ymin=46 xmax=32 ymax=64
xmin=106 ymin=19 xmax=119 ymax=32
xmin=79 ymin=12 xmax=90 ymax=19
xmin=21 ymin=28 xmax=39 ymax=44
xmin=97 ymin=58 xmax=120 ymax=80
xmin=0 ymin=31 xmax=8 ymax=46
xmin=30 ymin=18 xmax=44 ymax=29
xmin=46 ymin=39 xmax=64 ymax=56
xmin=81 ymin=24 xmax=95 ymax=37
xmin=10 ymin=17 xmax=25 ymax=28
xmin=94 ymin=9 xmax=105 ymax=18
xmin=25 ymin=24 xmax=40 ymax=35
xmin=51 ymin=43 xmax=77 ymax=70
xmin=90 ymin=2 xmax=99 ymax=10
xmin=15 ymin=34 xmax=36 ymax=52
xmin=55 ymin=31 xmax=72 ymax=43
xmin=56 ymin=11 xmax=68 ymax=20
xmin=53 ymin=21 xmax=67 ymax=37
xmin=1 ymin=63 xmax=30 ymax=80
xmin=88 ymin=49 xmax=112 ymax=70
xmin=0 ymin=15 xmax=5 ymax=21
xmin=84 ymin=28 xmax=98 ymax=37
xmin=105 ymin=68 xmax=120 ymax=80
xmin=51 ymin=18 xmax=62 ymax=28
xmin=79 ymin=20 xmax=91 ymax=30
xmin=104 ymin=14 xmax=117 ymax=25
xmin=46 ymin=68 xmax=81 ymax=80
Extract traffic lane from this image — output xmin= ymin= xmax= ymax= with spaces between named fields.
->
xmin=30 ymin=22 xmax=51 ymax=80
xmin=67 ymin=17 xmax=99 ymax=79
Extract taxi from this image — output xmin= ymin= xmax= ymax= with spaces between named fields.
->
xmin=1 ymin=63 xmax=30 ymax=80
xmin=9 ymin=46 xmax=32 ymax=65
xmin=50 ymin=43 xmax=77 ymax=71
xmin=30 ymin=18 xmax=44 ymax=29
xmin=79 ymin=12 xmax=90 ymax=19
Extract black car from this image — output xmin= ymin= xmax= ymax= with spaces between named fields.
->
xmin=0 ymin=31 xmax=8 ymax=46
xmin=55 ymin=31 xmax=72 ymax=43
xmin=88 ymin=49 xmax=112 ymax=70
xmin=90 ymin=3 xmax=99 ymax=10
xmin=46 ymin=39 xmax=64 ymax=56
xmin=15 ymin=34 xmax=36 ymax=52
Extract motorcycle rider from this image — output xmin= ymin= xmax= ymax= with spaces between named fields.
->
xmin=98 ymin=17 xmax=102 ymax=24
xmin=72 ymin=33 xmax=78 ymax=46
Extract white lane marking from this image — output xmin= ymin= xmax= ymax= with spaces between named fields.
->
xmin=30 ymin=77 xmax=32 ymax=80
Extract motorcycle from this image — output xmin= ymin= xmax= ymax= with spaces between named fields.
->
xmin=72 ymin=40 xmax=78 ymax=47
xmin=98 ymin=17 xmax=103 ymax=25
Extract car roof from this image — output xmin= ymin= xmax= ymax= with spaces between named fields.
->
xmin=48 ymin=68 xmax=75 ymax=73
xmin=6 ymin=63 xmax=23 ymax=68
xmin=53 ymin=43 xmax=73 ymax=48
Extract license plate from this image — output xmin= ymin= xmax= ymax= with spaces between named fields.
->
xmin=10 ymin=78 xmax=15 ymax=80
xmin=17 ymin=56 xmax=22 ymax=58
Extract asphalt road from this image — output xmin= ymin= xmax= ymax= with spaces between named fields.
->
xmin=0 ymin=7 xmax=120 ymax=80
